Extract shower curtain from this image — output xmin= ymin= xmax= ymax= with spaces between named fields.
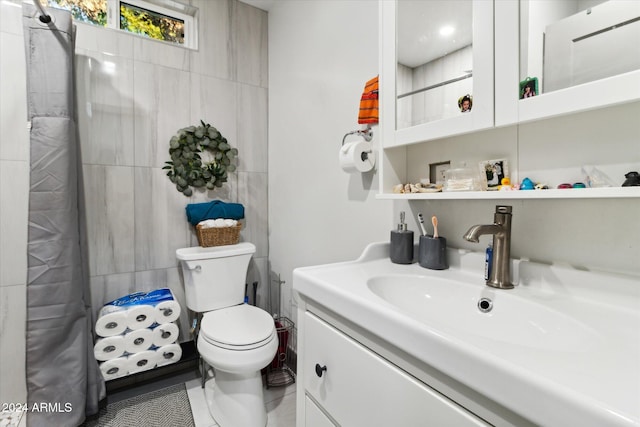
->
xmin=22 ymin=4 xmax=104 ymax=426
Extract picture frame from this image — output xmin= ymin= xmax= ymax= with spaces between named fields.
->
xmin=458 ymin=94 xmax=472 ymax=112
xmin=479 ymin=159 xmax=509 ymax=190
xmin=519 ymin=77 xmax=539 ymax=99
xmin=430 ymin=161 xmax=451 ymax=185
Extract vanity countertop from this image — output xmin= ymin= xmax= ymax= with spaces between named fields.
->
xmin=293 ymin=242 xmax=640 ymax=427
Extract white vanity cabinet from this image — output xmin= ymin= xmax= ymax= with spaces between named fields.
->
xmin=297 ymin=310 xmax=489 ymax=427
xmin=378 ymin=0 xmax=640 ymax=200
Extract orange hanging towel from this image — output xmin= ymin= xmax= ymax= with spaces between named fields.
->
xmin=358 ymin=75 xmax=379 ymax=124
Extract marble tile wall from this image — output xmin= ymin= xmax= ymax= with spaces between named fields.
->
xmin=74 ymin=0 xmax=270 ymax=337
xmin=0 ymin=0 xmax=268 ymax=405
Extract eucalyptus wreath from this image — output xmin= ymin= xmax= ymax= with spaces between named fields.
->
xmin=163 ymin=120 xmax=238 ymax=196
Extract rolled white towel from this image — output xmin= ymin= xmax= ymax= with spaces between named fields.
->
xmin=198 ymin=218 xmax=238 ymax=228
xmin=198 ymin=219 xmax=217 ymax=229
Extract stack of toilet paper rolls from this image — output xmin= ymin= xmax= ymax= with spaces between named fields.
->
xmin=94 ymin=288 xmax=183 ymax=381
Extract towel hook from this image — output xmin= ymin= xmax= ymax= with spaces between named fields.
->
xmin=342 ymin=124 xmax=373 ymax=146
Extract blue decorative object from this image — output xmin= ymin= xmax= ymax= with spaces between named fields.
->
xmin=520 ymin=177 xmax=535 ymax=190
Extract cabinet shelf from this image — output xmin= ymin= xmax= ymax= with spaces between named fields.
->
xmin=379 ymin=1 xmax=639 ymax=202
xmin=376 ymin=187 xmax=640 ymax=200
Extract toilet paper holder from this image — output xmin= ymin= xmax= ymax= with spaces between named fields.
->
xmin=341 ymin=124 xmax=373 ymax=146
xmin=341 ymin=125 xmax=373 ymax=162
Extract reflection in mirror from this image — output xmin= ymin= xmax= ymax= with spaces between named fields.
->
xmin=520 ymin=0 xmax=640 ymax=97
xmin=396 ymin=0 xmax=473 ymax=130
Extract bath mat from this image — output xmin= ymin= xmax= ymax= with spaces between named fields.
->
xmin=81 ymin=383 xmax=194 ymax=427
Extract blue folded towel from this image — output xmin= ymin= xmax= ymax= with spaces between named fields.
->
xmin=185 ymin=200 xmax=245 ymax=226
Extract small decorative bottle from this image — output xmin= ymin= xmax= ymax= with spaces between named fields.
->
xmin=390 ymin=211 xmax=414 ymax=264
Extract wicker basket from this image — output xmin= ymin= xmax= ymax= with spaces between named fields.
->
xmin=196 ymin=223 xmax=242 ymax=247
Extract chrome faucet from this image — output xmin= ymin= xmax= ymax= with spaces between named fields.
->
xmin=463 ymin=205 xmax=514 ymax=289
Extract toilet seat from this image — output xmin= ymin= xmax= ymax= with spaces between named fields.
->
xmin=200 ymin=304 xmax=276 ymax=350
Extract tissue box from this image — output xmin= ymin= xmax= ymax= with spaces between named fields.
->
xmin=196 ymin=223 xmax=241 ymax=247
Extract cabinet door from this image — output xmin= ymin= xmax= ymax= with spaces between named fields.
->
xmin=495 ymin=0 xmax=640 ymax=126
xmin=305 ymin=396 xmax=337 ymax=427
xmin=303 ymin=312 xmax=488 ymax=426
xmin=381 ymin=0 xmax=494 ymax=148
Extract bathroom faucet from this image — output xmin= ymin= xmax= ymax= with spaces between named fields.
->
xmin=463 ymin=205 xmax=514 ymax=289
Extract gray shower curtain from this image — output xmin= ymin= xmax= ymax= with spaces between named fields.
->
xmin=22 ymin=4 xmax=104 ymax=426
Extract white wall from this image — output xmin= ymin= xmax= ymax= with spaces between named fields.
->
xmin=268 ymin=0 xmax=392 ymax=321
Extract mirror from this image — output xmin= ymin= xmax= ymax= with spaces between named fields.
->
xmin=520 ymin=0 xmax=640 ymax=97
xmin=396 ymin=0 xmax=473 ymax=130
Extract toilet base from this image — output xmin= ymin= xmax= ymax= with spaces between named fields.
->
xmin=204 ymin=369 xmax=267 ymax=427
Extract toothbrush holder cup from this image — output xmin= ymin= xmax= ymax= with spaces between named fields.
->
xmin=418 ymin=235 xmax=449 ymax=270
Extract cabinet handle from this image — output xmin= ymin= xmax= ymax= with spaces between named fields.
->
xmin=315 ymin=363 xmax=327 ymax=378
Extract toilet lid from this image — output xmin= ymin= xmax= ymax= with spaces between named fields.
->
xmin=200 ymin=304 xmax=275 ymax=347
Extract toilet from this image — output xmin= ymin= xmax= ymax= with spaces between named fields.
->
xmin=176 ymin=242 xmax=278 ymax=427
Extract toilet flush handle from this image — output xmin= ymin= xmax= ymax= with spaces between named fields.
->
xmin=186 ymin=263 xmax=202 ymax=272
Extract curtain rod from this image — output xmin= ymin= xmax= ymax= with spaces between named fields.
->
xmin=33 ymin=0 xmax=52 ymax=23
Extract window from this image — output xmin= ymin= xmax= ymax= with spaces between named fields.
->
xmin=45 ymin=0 xmax=198 ymax=49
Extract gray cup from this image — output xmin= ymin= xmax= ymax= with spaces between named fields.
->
xmin=418 ymin=235 xmax=448 ymax=270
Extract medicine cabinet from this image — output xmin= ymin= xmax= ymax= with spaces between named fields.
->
xmin=378 ymin=0 xmax=640 ymax=200
xmin=380 ymin=0 xmax=494 ymax=148
xmin=495 ymin=0 xmax=640 ymax=126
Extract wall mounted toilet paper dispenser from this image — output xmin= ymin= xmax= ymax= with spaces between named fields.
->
xmin=340 ymin=125 xmax=375 ymax=173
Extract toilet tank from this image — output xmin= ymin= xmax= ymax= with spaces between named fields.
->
xmin=176 ymin=242 xmax=256 ymax=312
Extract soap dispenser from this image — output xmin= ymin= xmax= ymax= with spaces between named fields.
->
xmin=390 ymin=211 xmax=414 ymax=264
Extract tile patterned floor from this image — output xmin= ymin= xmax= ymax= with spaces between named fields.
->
xmin=185 ymin=379 xmax=296 ymax=427
xmin=0 ymin=410 xmax=24 ymax=427
xmin=1 ymin=372 xmax=294 ymax=427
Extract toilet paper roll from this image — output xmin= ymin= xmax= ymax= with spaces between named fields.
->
xmin=94 ymin=335 xmax=127 ymax=361
xmin=125 ymin=304 xmax=156 ymax=330
xmin=156 ymin=343 xmax=182 ymax=367
xmin=128 ymin=350 xmax=159 ymax=374
xmin=155 ymin=300 xmax=181 ymax=324
xmin=95 ymin=305 xmax=128 ymax=337
xmin=151 ymin=323 xmax=180 ymax=347
xmin=123 ymin=328 xmax=154 ymax=354
xmin=339 ymin=141 xmax=375 ymax=173
xmin=99 ymin=357 xmax=129 ymax=381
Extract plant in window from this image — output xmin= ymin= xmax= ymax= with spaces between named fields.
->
xmin=120 ymin=3 xmax=184 ymax=44
xmin=47 ymin=0 xmax=107 ymax=26
xmin=163 ymin=121 xmax=238 ymax=196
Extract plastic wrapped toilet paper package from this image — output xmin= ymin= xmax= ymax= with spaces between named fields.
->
xmin=339 ymin=141 xmax=375 ymax=173
xmin=94 ymin=289 xmax=184 ymax=380
xmin=97 ymin=344 xmax=183 ymax=380
xmin=95 ymin=288 xmax=181 ymax=337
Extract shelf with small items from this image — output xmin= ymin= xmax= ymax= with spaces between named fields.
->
xmin=376 ymin=187 xmax=640 ymax=200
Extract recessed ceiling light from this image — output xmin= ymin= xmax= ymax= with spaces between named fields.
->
xmin=439 ymin=25 xmax=455 ymax=37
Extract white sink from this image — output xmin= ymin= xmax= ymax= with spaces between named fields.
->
xmin=294 ymin=242 xmax=640 ymax=427
xmin=367 ymin=274 xmax=601 ymax=352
